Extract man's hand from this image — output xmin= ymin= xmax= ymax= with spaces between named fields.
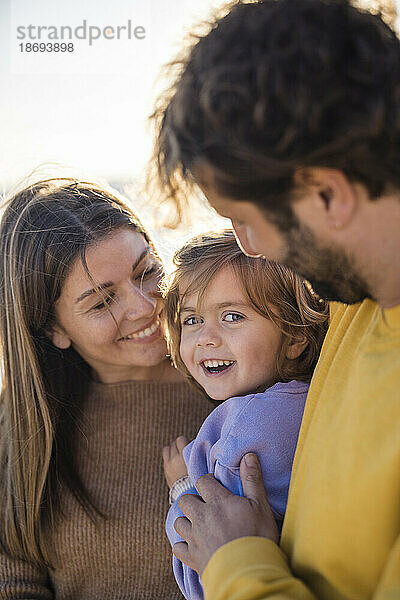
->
xmin=163 ymin=435 xmax=190 ymax=488
xmin=173 ymin=453 xmax=279 ymax=576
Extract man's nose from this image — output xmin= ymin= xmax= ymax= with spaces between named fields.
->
xmin=232 ymin=223 xmax=262 ymax=258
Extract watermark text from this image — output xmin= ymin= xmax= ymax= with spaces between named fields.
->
xmin=16 ymin=20 xmax=146 ymax=46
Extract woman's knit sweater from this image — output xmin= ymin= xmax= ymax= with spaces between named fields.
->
xmin=0 ymin=379 xmax=213 ymax=600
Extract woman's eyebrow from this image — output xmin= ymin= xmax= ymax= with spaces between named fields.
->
xmin=75 ymin=247 xmax=150 ymax=304
xmin=75 ymin=282 xmax=114 ymax=305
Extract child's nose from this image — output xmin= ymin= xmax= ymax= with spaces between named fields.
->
xmin=196 ymin=324 xmax=221 ymax=347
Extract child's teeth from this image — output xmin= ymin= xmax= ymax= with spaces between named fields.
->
xmin=203 ymin=359 xmax=234 ymax=368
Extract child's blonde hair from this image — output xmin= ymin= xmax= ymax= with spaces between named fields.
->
xmin=163 ymin=230 xmax=329 ymax=392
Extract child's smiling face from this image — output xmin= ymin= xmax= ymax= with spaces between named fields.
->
xmin=179 ymin=266 xmax=283 ymax=401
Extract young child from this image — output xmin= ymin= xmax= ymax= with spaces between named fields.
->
xmin=162 ymin=231 xmax=328 ymax=600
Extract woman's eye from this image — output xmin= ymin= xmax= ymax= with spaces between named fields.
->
xmin=223 ymin=312 xmax=244 ymax=322
xmin=183 ymin=316 xmax=202 ymax=326
xmin=91 ymin=295 xmax=114 ymax=311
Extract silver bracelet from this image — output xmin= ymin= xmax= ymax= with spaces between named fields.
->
xmin=169 ymin=475 xmax=194 ymax=505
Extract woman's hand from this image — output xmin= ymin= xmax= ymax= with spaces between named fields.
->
xmin=163 ymin=436 xmax=190 ymax=488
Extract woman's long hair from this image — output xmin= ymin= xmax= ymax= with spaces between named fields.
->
xmin=0 ymin=179 xmax=152 ymax=567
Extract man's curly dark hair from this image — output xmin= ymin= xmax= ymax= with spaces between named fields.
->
xmin=151 ymin=0 xmax=400 ymax=220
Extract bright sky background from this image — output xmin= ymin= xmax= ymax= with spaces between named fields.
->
xmin=0 ymin=0 xmax=230 ymax=185
xmin=0 ymin=0 xmax=398 ymax=259
xmin=0 ymin=0 xmax=233 ymax=258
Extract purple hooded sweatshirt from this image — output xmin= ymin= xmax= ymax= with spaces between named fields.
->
xmin=165 ymin=379 xmax=308 ymax=600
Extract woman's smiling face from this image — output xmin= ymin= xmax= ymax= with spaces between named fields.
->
xmin=52 ymin=228 xmax=169 ymax=383
xmin=179 ymin=266 xmax=283 ymax=401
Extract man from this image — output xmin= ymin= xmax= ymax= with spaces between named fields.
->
xmin=152 ymin=1 xmax=400 ymax=598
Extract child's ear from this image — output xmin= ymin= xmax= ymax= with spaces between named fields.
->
xmin=47 ymin=325 xmax=72 ymax=350
xmin=285 ymin=336 xmax=308 ymax=360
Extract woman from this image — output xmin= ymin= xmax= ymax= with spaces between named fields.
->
xmin=0 ymin=179 xmax=212 ymax=599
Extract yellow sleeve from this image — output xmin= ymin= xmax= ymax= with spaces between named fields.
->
xmin=329 ymin=301 xmax=344 ymax=323
xmin=373 ymin=534 xmax=400 ymax=600
xmin=202 ymin=535 xmax=400 ymax=600
xmin=201 ymin=537 xmax=316 ymax=600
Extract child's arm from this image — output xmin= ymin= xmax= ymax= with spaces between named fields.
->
xmin=163 ymin=396 xmax=263 ymax=600
xmin=164 ymin=381 xmax=308 ymax=600
xmin=163 ymin=435 xmax=190 ymax=488
xmin=164 ymin=438 xmax=203 ymax=600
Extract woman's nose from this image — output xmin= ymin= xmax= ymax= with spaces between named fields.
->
xmin=123 ymin=284 xmax=158 ymax=321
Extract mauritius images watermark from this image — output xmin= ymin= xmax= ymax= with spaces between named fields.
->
xmin=17 ymin=20 xmax=146 ymax=47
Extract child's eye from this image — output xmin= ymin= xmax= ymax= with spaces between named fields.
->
xmin=223 ymin=312 xmax=244 ymax=322
xmin=182 ymin=315 xmax=203 ymax=326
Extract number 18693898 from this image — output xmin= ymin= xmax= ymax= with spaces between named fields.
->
xmin=19 ymin=43 xmax=74 ymax=52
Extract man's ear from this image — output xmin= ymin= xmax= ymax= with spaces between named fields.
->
xmin=47 ymin=325 xmax=71 ymax=350
xmin=285 ymin=336 xmax=308 ymax=360
xmin=294 ymin=167 xmax=358 ymax=230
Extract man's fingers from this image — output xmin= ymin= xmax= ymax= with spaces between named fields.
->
xmin=174 ymin=515 xmax=192 ymax=538
xmin=162 ymin=445 xmax=170 ymax=462
xmin=240 ymin=453 xmax=269 ymax=506
xmin=240 ymin=453 xmax=280 ymax=543
xmin=173 ymin=541 xmax=193 ymax=568
xmin=195 ymin=473 xmax=233 ymax=502
xmin=178 ymin=492 xmax=205 ymax=519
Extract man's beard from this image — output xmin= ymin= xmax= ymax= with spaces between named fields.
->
xmin=277 ymin=220 xmax=372 ymax=304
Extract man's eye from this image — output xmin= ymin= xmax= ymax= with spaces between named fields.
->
xmin=135 ymin=264 xmax=160 ymax=281
xmin=223 ymin=312 xmax=244 ymax=322
xmin=182 ymin=316 xmax=202 ymax=326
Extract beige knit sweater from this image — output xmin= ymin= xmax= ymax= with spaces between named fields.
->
xmin=0 ymin=380 xmax=212 ymax=599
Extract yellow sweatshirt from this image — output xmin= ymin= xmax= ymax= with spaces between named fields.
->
xmin=202 ymin=299 xmax=400 ymax=600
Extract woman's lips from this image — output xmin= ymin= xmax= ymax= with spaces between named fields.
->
xmin=118 ymin=319 xmax=161 ymax=343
